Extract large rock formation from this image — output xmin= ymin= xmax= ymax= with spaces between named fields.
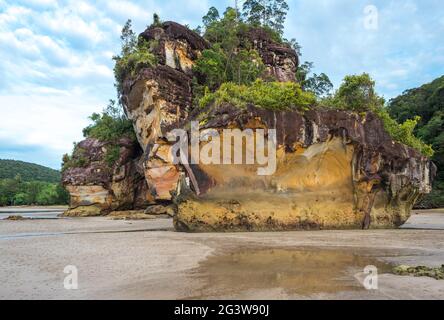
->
xmin=175 ymin=105 xmax=435 ymax=231
xmin=62 ymin=138 xmax=152 ymax=216
xmin=63 ymin=21 xmax=435 ymax=231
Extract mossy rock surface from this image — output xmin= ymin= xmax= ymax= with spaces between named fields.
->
xmin=393 ymin=265 xmax=444 ymax=280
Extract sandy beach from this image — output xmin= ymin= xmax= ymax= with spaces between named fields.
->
xmin=0 ymin=209 xmax=443 ymax=300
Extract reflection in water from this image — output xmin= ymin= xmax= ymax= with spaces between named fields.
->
xmin=192 ymin=248 xmax=393 ymax=298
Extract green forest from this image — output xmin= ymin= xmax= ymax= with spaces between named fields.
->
xmin=0 ymin=160 xmax=68 ymax=206
xmin=388 ymin=76 xmax=444 ymax=208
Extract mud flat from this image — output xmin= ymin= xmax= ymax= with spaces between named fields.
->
xmin=0 ymin=209 xmax=443 ymax=300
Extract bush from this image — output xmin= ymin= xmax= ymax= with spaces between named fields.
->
xmin=63 ymin=100 xmax=136 ymax=171
xmin=61 ymin=144 xmax=88 ymax=172
xmin=374 ymin=110 xmax=434 ymax=157
xmin=328 ymin=73 xmax=385 ymax=112
xmin=324 ymin=73 xmax=433 ymax=157
xmin=113 ymin=39 xmax=157 ymax=94
xmin=194 ymin=46 xmax=264 ymax=90
xmin=199 ymin=79 xmax=316 ymax=111
xmin=83 ymin=100 xmax=136 ymax=142
xmin=113 ymin=19 xmax=158 ymax=96
xmin=104 ymin=145 xmax=121 ymax=167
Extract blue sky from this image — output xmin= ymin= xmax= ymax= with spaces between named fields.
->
xmin=0 ymin=0 xmax=443 ymax=169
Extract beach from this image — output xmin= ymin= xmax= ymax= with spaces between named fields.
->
xmin=0 ymin=208 xmax=443 ymax=300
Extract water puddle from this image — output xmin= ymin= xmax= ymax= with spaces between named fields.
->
xmin=191 ymin=247 xmax=393 ymax=298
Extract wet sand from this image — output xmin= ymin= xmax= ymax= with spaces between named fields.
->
xmin=0 ymin=209 xmax=443 ymax=300
xmin=0 ymin=207 xmax=68 ymax=220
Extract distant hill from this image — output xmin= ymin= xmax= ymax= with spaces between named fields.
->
xmin=0 ymin=159 xmax=61 ymax=183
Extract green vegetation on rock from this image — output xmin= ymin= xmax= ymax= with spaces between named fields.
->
xmin=199 ymin=79 xmax=316 ymax=111
xmin=323 ymin=73 xmax=433 ymax=157
xmin=194 ymin=45 xmax=264 ymax=90
xmin=113 ymin=19 xmax=157 ymax=96
xmin=82 ymin=100 xmax=136 ymax=143
xmin=393 ymin=265 xmax=444 ymax=280
xmin=62 ymin=100 xmax=136 ymax=171
xmin=61 ymin=143 xmax=88 ymax=172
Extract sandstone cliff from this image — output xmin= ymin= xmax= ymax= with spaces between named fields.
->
xmin=176 ymin=105 xmax=434 ymax=231
xmin=62 ymin=21 xmax=435 ymax=231
xmin=62 ymin=138 xmax=152 ymax=216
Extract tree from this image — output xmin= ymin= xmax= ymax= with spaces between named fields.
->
xmin=153 ymin=13 xmax=161 ymax=27
xmin=295 ymin=61 xmax=314 ymax=84
xmin=388 ymin=76 xmax=444 ymax=208
xmin=304 ymin=73 xmax=333 ymax=98
xmin=202 ymin=6 xmax=220 ymax=28
xmin=242 ymin=0 xmax=289 ymax=35
xmin=288 ymin=38 xmax=301 ymax=57
xmin=82 ymin=100 xmax=135 ymax=142
xmin=120 ymin=19 xmax=137 ymax=56
xmin=295 ymin=62 xmax=333 ymax=98
xmin=332 ymin=73 xmax=385 ymax=111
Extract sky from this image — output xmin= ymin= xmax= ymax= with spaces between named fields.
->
xmin=0 ymin=0 xmax=443 ymax=169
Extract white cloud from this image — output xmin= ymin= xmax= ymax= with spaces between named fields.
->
xmin=284 ymin=0 xmax=444 ymax=97
xmin=0 ymin=91 xmax=104 ymax=154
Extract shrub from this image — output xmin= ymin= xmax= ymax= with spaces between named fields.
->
xmin=104 ymin=145 xmax=121 ymax=167
xmin=82 ymin=100 xmax=136 ymax=142
xmin=199 ymin=79 xmax=316 ymax=111
xmin=329 ymin=73 xmax=385 ymax=112
xmin=69 ymin=100 xmax=137 ymax=170
xmin=374 ymin=109 xmax=434 ymax=157
xmin=61 ymin=144 xmax=88 ymax=172
xmin=323 ymin=73 xmax=434 ymax=157
xmin=113 ymin=39 xmax=157 ymax=95
xmin=194 ymin=46 xmax=264 ymax=90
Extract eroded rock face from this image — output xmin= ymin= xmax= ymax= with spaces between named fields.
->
xmin=173 ymin=105 xmax=435 ymax=231
xmin=244 ymin=28 xmax=299 ymax=82
xmin=120 ymin=22 xmax=207 ymax=202
xmin=140 ymin=21 xmax=209 ymax=75
xmin=122 ymin=66 xmax=192 ymax=150
xmin=62 ymin=138 xmax=152 ymax=216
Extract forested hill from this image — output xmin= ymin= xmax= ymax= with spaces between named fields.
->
xmin=388 ymin=75 xmax=444 ymax=208
xmin=0 ymin=159 xmax=61 ymax=183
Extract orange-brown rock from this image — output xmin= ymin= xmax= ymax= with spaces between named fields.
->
xmin=62 ymin=138 xmax=152 ymax=216
xmin=173 ymin=105 xmax=435 ymax=232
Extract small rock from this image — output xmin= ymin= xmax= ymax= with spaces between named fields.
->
xmin=144 ymin=205 xmax=176 ymax=217
xmin=393 ymin=264 xmax=444 ymax=280
xmin=5 ymin=215 xmax=30 ymax=221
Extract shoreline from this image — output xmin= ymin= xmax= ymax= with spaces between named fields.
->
xmin=0 ymin=209 xmax=443 ymax=299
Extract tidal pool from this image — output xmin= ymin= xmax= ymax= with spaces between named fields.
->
xmin=191 ymin=247 xmax=393 ymax=298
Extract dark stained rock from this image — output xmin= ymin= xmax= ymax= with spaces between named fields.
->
xmin=139 ymin=21 xmax=209 ymax=76
xmin=141 ymin=21 xmax=209 ymax=52
xmin=243 ymin=27 xmax=299 ymax=82
xmin=174 ymin=104 xmax=435 ymax=231
xmin=62 ymin=138 xmax=153 ymax=216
